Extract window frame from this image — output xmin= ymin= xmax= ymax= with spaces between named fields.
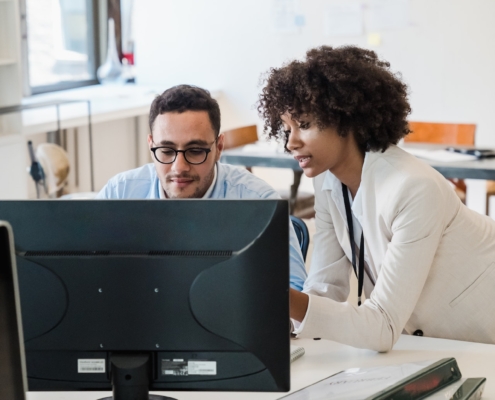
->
xmin=24 ymin=0 xmax=102 ymax=95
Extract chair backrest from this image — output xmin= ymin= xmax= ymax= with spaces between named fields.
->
xmin=290 ymin=216 xmax=310 ymax=262
xmin=405 ymin=122 xmax=476 ymax=145
xmin=221 ymin=125 xmax=258 ymax=150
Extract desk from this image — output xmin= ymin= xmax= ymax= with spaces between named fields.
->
xmin=220 ymin=146 xmax=305 ymax=213
xmin=221 ymin=144 xmax=495 ymax=215
xmin=27 ymin=335 xmax=495 ymax=400
xmin=221 ymin=144 xmax=495 ymax=180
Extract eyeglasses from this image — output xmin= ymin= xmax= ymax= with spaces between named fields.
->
xmin=150 ymin=139 xmax=218 ymax=165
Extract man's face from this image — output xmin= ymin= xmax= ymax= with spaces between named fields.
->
xmin=148 ymin=111 xmax=224 ymax=198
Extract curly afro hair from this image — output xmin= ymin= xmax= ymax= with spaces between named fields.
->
xmin=258 ymin=45 xmax=411 ymax=152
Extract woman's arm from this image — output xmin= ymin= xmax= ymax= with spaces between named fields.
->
xmin=290 ymin=288 xmax=309 ymax=321
xmin=296 ymin=175 xmax=451 ymax=352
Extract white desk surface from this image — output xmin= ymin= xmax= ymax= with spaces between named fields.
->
xmin=20 ymin=85 xmax=161 ymax=136
xmin=27 ymin=334 xmax=495 ymax=400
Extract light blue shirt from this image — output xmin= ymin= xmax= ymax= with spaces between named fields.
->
xmin=96 ymin=162 xmax=307 ymax=290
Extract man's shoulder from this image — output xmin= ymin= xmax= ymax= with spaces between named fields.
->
xmin=108 ymin=164 xmax=157 ymax=183
xmin=98 ymin=164 xmax=157 ymax=199
xmin=215 ymin=163 xmax=280 ymax=199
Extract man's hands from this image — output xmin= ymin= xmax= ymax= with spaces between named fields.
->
xmin=290 ymin=288 xmax=309 ymax=322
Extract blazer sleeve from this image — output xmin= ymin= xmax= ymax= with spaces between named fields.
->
xmin=303 ymin=175 xmax=352 ymax=302
xmin=297 ymin=174 xmax=452 ymax=352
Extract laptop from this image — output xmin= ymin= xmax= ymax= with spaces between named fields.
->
xmin=0 ymin=221 xmax=27 ymax=400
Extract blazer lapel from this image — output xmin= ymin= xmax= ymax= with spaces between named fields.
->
xmin=322 ymin=171 xmax=353 ymax=260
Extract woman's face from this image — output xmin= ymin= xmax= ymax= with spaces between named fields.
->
xmin=281 ymin=112 xmax=358 ymax=178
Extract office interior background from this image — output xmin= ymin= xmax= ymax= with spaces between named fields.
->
xmin=3 ymin=4 xmax=495 ymax=398
xmin=1 ymin=0 xmax=495 ymax=215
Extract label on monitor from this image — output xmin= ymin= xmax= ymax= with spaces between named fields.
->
xmin=161 ymin=359 xmax=217 ymax=376
xmin=78 ymin=359 xmax=106 ymax=373
xmin=188 ymin=361 xmax=216 ymax=375
xmin=162 ymin=359 xmax=188 ymax=376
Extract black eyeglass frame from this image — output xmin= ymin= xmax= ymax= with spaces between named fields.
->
xmin=150 ymin=138 xmax=219 ymax=165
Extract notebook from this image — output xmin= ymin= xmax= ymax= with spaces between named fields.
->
xmin=290 ymin=345 xmax=305 ymax=363
xmin=279 ymin=358 xmax=461 ymax=399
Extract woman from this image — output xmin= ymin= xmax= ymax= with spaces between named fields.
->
xmin=258 ymin=46 xmax=495 ymax=352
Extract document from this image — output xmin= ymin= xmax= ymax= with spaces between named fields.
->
xmin=402 ymin=147 xmax=478 ymax=162
xmin=241 ymin=141 xmax=285 ymax=154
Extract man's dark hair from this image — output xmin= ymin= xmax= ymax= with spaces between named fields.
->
xmin=149 ymin=85 xmax=221 ymax=136
xmin=258 ymin=46 xmax=411 ymax=152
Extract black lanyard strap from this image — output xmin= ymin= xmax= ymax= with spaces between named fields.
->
xmin=342 ymin=183 xmax=364 ymax=306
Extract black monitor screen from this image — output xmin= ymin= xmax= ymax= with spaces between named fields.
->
xmin=0 ymin=200 xmax=290 ymax=399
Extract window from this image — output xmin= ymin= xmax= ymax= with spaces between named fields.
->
xmin=25 ymin=0 xmax=100 ymax=94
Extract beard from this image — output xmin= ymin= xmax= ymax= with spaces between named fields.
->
xmin=161 ymin=166 xmax=215 ymax=199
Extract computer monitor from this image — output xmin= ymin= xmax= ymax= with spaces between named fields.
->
xmin=0 ymin=221 xmax=27 ymax=400
xmin=0 ymin=199 xmax=290 ymax=400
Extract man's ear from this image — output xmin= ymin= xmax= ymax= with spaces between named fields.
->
xmin=147 ymin=134 xmax=153 ymax=149
xmin=215 ymin=134 xmax=224 ymax=161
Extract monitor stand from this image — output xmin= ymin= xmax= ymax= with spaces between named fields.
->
xmin=98 ymin=354 xmax=177 ymax=400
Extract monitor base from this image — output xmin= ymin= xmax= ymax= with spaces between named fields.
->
xmin=98 ymin=353 xmax=178 ymax=400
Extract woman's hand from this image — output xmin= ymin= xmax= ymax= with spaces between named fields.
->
xmin=290 ymin=288 xmax=309 ymax=322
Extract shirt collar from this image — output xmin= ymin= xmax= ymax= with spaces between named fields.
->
xmin=202 ymin=164 xmax=217 ymax=198
xmin=159 ymin=165 xmax=218 ymax=199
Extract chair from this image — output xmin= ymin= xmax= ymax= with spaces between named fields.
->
xmin=290 ymin=215 xmax=310 ymax=261
xmin=405 ymin=122 xmax=477 ymax=203
xmin=222 ymin=125 xmax=259 ymax=150
xmin=283 ymin=174 xmax=315 ymax=219
xmin=222 ymin=125 xmax=259 ymax=173
xmin=27 ymin=142 xmax=70 ymax=199
xmin=406 ymin=122 xmax=476 ymax=145
xmin=221 ymin=125 xmax=315 ymax=218
xmin=27 ymin=141 xmax=97 ymax=200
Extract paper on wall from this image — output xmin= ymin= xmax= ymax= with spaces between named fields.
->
xmin=366 ymin=0 xmax=410 ymax=31
xmin=271 ymin=0 xmax=304 ymax=33
xmin=325 ymin=1 xmax=364 ymax=37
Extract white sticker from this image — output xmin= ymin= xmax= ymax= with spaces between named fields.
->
xmin=161 ymin=359 xmax=188 ymax=376
xmin=78 ymin=359 xmax=106 ymax=373
xmin=188 ymin=361 xmax=217 ymax=375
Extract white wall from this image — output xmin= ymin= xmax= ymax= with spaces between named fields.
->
xmin=134 ymin=0 xmax=495 ymax=146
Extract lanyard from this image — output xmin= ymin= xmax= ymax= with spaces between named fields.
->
xmin=342 ymin=183 xmax=364 ymax=306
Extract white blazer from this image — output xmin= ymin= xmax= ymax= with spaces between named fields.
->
xmin=298 ymin=145 xmax=495 ymax=351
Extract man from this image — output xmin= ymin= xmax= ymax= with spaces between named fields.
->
xmin=97 ymin=84 xmax=307 ymax=290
